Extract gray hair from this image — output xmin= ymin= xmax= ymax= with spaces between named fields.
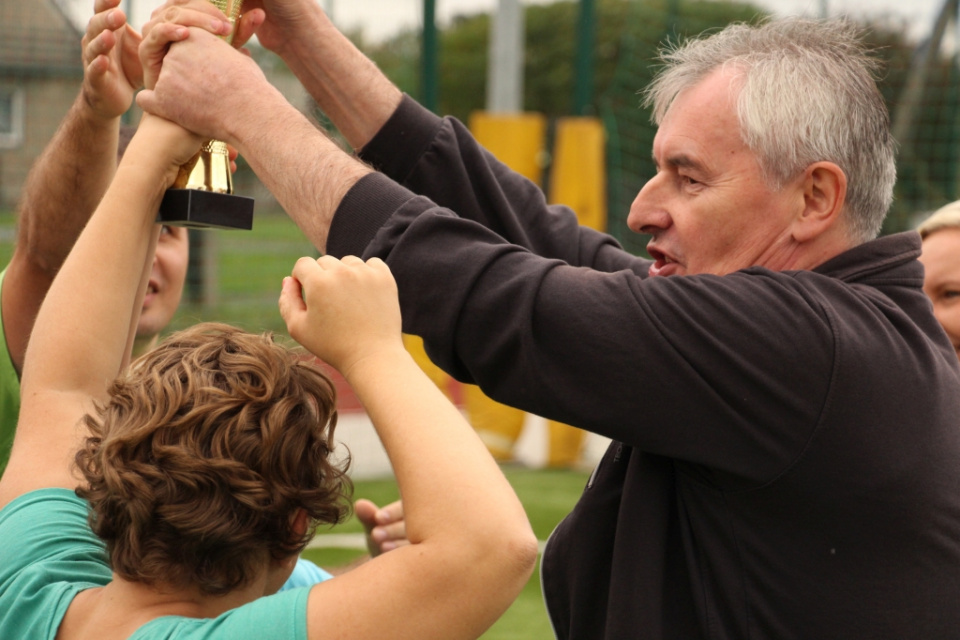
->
xmin=918 ymin=201 xmax=960 ymax=239
xmin=642 ymin=17 xmax=897 ymax=243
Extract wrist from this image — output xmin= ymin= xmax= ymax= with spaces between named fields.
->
xmin=229 ymin=90 xmax=306 ymax=157
xmin=77 ymin=83 xmax=131 ymax=125
xmin=73 ymin=91 xmax=124 ymax=132
xmin=271 ymin=7 xmax=330 ymax=68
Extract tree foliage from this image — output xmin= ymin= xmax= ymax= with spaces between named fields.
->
xmin=358 ymin=0 xmax=960 ymax=242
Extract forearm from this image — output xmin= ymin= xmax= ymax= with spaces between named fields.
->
xmin=15 ymin=91 xmax=120 ymax=276
xmin=23 ymin=158 xmax=166 ymax=399
xmin=2 ymin=137 xmax=171 ymax=504
xmin=343 ymin=347 xmax=535 ymax=593
xmin=0 ymin=93 xmax=122 ymax=376
xmin=273 ymin=7 xmax=401 ymax=150
xmin=231 ymin=95 xmax=372 ymax=251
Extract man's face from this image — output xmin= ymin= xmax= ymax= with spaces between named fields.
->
xmin=627 ymin=68 xmax=804 ymax=277
xmin=920 ymin=227 xmax=960 ymax=361
xmin=137 ymin=224 xmax=189 ymax=339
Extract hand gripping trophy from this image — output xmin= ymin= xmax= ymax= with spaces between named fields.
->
xmin=157 ymin=0 xmax=254 ymax=230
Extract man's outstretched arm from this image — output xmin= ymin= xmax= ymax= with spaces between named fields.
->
xmin=233 ymin=0 xmax=402 ymax=151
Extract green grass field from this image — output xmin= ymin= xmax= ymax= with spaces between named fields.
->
xmin=0 ymin=209 xmax=589 ymax=639
xmin=303 ymin=468 xmax=588 ymax=640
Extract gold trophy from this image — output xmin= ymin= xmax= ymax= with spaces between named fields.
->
xmin=157 ymin=0 xmax=254 ymax=229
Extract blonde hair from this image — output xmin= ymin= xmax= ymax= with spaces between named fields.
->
xmin=918 ymin=201 xmax=960 ymax=240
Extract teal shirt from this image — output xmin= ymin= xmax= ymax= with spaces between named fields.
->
xmin=0 ymin=489 xmax=313 ymax=640
xmin=0 ymin=268 xmax=20 ymax=476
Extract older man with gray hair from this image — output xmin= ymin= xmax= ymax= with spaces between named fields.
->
xmin=140 ymin=3 xmax=960 ymax=637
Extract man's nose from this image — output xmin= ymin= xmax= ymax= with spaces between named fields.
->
xmin=626 ymin=174 xmax=672 ymax=234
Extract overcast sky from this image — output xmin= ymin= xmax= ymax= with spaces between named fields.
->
xmin=64 ymin=0 xmax=948 ymax=44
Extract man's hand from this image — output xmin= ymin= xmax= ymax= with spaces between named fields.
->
xmin=139 ymin=0 xmax=233 ymax=91
xmin=137 ymin=22 xmax=275 ymax=147
xmin=355 ymin=499 xmax=408 ymax=557
xmin=233 ymin=0 xmax=318 ymax=59
xmin=81 ymin=0 xmax=143 ymax=120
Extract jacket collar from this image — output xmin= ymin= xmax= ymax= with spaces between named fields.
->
xmin=812 ymin=231 xmax=923 ymax=286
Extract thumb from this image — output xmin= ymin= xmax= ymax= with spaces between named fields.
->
xmin=278 ymin=276 xmax=306 ymax=328
xmin=232 ymin=8 xmax=265 ymax=49
xmin=136 ymin=89 xmax=156 ymax=114
xmin=354 ymin=498 xmax=379 ymax=533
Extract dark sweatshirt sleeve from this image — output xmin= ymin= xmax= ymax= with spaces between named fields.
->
xmin=357 ymin=95 xmax=645 ymax=276
xmin=327 ymin=170 xmax=835 ymax=488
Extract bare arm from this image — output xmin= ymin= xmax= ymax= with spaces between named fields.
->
xmin=232 ymin=0 xmax=402 ymax=151
xmin=0 ymin=114 xmax=203 ymax=509
xmin=280 ymin=257 xmax=537 ymax=640
xmin=0 ymin=13 xmax=212 ymax=507
xmin=1 ymin=0 xmax=141 ymax=376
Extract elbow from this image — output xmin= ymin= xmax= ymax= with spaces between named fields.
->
xmin=506 ymin=525 xmax=540 ymax=585
xmin=480 ymin=519 xmax=540 ymax=595
xmin=13 ymin=238 xmax=62 ymax=282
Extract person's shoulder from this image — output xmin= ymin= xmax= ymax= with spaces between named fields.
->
xmin=137 ymin=588 xmax=311 ymax=640
xmin=0 ymin=489 xmax=110 ymax=640
xmin=0 ymin=489 xmax=101 ymax=569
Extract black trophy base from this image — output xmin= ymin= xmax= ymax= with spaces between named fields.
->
xmin=158 ymin=189 xmax=255 ymax=230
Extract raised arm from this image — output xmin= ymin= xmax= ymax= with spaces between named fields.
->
xmin=0 ymin=113 xmax=202 ymax=508
xmin=1 ymin=0 xmax=142 ymax=377
xmin=279 ymin=257 xmax=537 ymax=640
xmin=0 ymin=9 xmax=220 ymax=507
xmin=232 ymin=0 xmax=401 ymax=151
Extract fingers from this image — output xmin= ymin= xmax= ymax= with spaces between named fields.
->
xmin=80 ymin=0 xmax=143 ymax=118
xmin=143 ymin=1 xmax=233 ymax=40
xmin=356 ymin=498 xmax=408 ymax=556
xmin=140 ymin=1 xmax=234 ymax=90
xmin=227 ymin=145 xmax=240 ymax=174
xmin=233 ymin=8 xmax=266 ymax=49
xmin=277 ymin=274 xmax=307 ymax=333
xmin=283 ymin=254 xmax=401 ymax=372
xmin=290 ymin=255 xmax=325 ymax=284
xmin=354 ymin=498 xmax=379 ymax=530
xmin=83 ymin=13 xmax=121 ymax=66
xmin=83 ymin=2 xmax=125 ymax=53
xmin=93 ymin=0 xmax=124 ymax=12
xmin=376 ymin=498 xmax=405 ymax=525
xmin=139 ymin=23 xmax=190 ymax=91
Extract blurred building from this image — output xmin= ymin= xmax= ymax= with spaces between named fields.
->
xmin=0 ymin=0 xmax=83 ymax=209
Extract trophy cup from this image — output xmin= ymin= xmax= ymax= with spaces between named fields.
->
xmin=157 ymin=0 xmax=254 ymax=230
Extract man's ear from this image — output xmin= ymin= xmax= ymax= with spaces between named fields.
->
xmin=793 ymin=161 xmax=847 ymax=243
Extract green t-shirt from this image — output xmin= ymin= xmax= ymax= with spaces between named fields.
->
xmin=0 ymin=489 xmax=312 ymax=640
xmin=0 ymin=268 xmax=21 ymax=475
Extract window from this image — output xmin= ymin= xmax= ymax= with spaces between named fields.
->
xmin=0 ymin=86 xmax=24 ymax=149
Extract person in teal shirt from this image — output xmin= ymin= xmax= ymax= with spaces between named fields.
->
xmin=0 ymin=7 xmax=536 ymax=637
xmin=0 ymin=0 xmax=404 ymax=579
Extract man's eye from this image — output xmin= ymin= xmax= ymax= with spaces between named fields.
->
xmin=159 ymin=225 xmax=173 ymax=236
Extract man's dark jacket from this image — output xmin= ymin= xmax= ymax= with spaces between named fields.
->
xmin=327 ymin=95 xmax=960 ymax=639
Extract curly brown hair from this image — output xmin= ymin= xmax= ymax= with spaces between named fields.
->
xmin=75 ymin=322 xmax=352 ymax=595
